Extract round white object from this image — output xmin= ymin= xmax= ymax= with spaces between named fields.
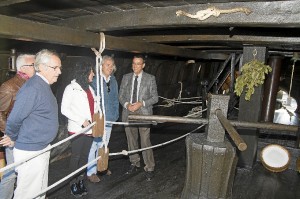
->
xmin=260 ymin=144 xmax=290 ymax=172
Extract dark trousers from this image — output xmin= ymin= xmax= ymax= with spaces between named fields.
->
xmin=69 ymin=135 xmax=93 ymax=184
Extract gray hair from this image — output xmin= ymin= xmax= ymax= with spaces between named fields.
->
xmin=16 ymin=54 xmax=35 ymax=71
xmin=102 ymin=55 xmax=117 ymax=73
xmin=34 ymin=49 xmax=59 ymax=72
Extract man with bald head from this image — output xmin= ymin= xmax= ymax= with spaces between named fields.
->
xmin=0 ymin=49 xmax=62 ymax=199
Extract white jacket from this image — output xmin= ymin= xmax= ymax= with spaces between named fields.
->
xmin=61 ymin=80 xmax=98 ymax=135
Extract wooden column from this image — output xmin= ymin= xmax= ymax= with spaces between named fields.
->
xmin=261 ymin=56 xmax=283 ymax=122
xmin=237 ymin=47 xmax=267 ymax=169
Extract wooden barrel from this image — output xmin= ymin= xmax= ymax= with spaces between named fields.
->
xmin=181 ymin=133 xmax=237 ymax=199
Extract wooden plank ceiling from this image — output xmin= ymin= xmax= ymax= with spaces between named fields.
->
xmin=0 ymin=0 xmax=299 ymax=59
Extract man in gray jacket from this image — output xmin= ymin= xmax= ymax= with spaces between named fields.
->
xmin=119 ymin=54 xmax=158 ymax=181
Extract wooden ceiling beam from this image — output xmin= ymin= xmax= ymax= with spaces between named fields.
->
xmin=125 ymin=35 xmax=300 ymax=46
xmin=54 ymin=1 xmax=300 ymax=31
xmin=0 ymin=14 xmax=228 ymax=60
xmin=0 ymin=0 xmax=30 ymax=7
xmin=178 ymin=46 xmax=231 ymax=49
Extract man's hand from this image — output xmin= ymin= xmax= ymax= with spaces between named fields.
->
xmin=0 ymin=135 xmax=14 ymax=147
xmin=128 ymin=102 xmax=143 ymax=112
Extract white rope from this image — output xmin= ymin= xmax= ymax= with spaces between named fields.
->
xmin=288 ymin=60 xmax=296 ymax=97
xmin=33 ymin=124 xmax=206 ymax=198
xmin=107 ymin=121 xmax=157 ymax=125
xmin=156 ymin=98 xmax=175 ymax=107
xmin=0 ymin=119 xmax=158 ymax=173
xmin=0 ymin=122 xmax=95 ymax=173
xmin=112 ymin=124 xmax=205 ymax=156
xmin=156 ymin=96 xmax=202 ymax=108
xmin=176 ymin=7 xmax=252 ymax=21
xmin=155 ymin=80 xmax=202 ymax=108
xmin=32 ymin=154 xmax=103 ymax=198
xmin=91 ymin=32 xmax=109 ymax=153
xmin=184 ymin=107 xmax=207 ymax=118
xmin=159 ymin=96 xmax=202 ymax=103
xmin=178 ymin=81 xmax=182 ymax=100
xmin=179 ymin=96 xmax=202 ymax=100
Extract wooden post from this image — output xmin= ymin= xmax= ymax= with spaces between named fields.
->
xmin=261 ymin=56 xmax=283 ymax=122
xmin=237 ymin=46 xmax=267 ymax=169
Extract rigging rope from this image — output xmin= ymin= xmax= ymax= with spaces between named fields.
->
xmin=155 ymin=81 xmax=202 ymax=108
xmin=0 ymin=121 xmax=157 ymax=173
xmin=184 ymin=107 xmax=207 ymax=118
xmin=178 ymin=81 xmax=182 ymax=100
xmin=91 ymin=32 xmax=109 ymax=152
xmin=0 ymin=122 xmax=95 ymax=173
xmin=115 ymin=124 xmax=205 ymax=156
xmin=156 ymin=96 xmax=202 ymax=108
xmin=176 ymin=6 xmax=252 ymax=21
xmin=159 ymin=96 xmax=202 ymax=104
xmin=32 ymin=124 xmax=206 ymax=198
xmin=288 ymin=60 xmax=296 ymax=97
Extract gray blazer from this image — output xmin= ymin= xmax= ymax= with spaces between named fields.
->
xmin=119 ymin=71 xmax=158 ymax=122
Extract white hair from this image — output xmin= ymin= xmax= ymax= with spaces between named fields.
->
xmin=16 ymin=54 xmax=35 ymax=71
xmin=102 ymin=55 xmax=117 ymax=73
xmin=34 ymin=49 xmax=59 ymax=72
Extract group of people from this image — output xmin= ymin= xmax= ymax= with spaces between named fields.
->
xmin=0 ymin=51 xmax=158 ymax=198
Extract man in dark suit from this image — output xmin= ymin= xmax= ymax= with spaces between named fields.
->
xmin=119 ymin=54 xmax=158 ymax=181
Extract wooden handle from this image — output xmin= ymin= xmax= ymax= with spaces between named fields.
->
xmin=215 ymin=109 xmax=247 ymax=151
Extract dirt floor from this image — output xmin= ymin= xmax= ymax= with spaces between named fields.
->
xmin=47 ymin=124 xmax=300 ymax=199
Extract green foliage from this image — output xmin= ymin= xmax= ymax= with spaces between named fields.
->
xmin=234 ymin=59 xmax=272 ymax=100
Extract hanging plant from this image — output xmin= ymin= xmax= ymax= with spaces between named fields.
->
xmin=234 ymin=59 xmax=272 ymax=100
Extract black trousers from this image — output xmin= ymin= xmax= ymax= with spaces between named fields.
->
xmin=69 ymin=135 xmax=93 ymax=184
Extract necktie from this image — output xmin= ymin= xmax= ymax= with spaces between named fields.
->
xmin=106 ymin=80 xmax=110 ymax=93
xmin=132 ymin=76 xmax=138 ymax=103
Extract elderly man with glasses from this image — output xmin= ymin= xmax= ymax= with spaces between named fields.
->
xmin=0 ymin=53 xmax=35 ymax=199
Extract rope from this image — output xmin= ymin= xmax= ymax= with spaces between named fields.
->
xmin=176 ymin=6 xmax=252 ymax=21
xmin=0 ymin=119 xmax=158 ymax=173
xmin=159 ymin=96 xmax=202 ymax=104
xmin=156 ymin=96 xmax=202 ymax=108
xmin=114 ymin=124 xmax=205 ymax=156
xmin=288 ymin=60 xmax=296 ymax=97
xmin=107 ymin=121 xmax=158 ymax=126
xmin=177 ymin=97 xmax=201 ymax=100
xmin=91 ymin=32 xmax=109 ymax=152
xmin=33 ymin=124 xmax=206 ymax=198
xmin=184 ymin=107 xmax=207 ymax=118
xmin=178 ymin=81 xmax=182 ymax=100
xmin=155 ymin=80 xmax=202 ymax=108
xmin=32 ymin=154 xmax=103 ymax=198
xmin=0 ymin=122 xmax=95 ymax=173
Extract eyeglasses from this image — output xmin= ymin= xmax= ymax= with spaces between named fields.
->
xmin=106 ymin=81 xmax=110 ymax=93
xmin=132 ymin=62 xmax=144 ymax=66
xmin=22 ymin=63 xmax=34 ymax=67
xmin=44 ymin=64 xmax=62 ymax=71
